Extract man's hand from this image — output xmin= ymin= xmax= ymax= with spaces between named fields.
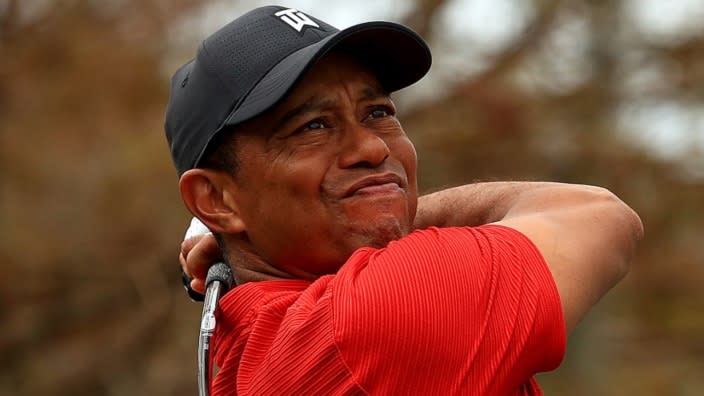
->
xmin=180 ymin=232 xmax=222 ymax=295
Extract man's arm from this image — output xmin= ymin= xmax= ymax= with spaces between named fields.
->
xmin=414 ymin=181 xmax=643 ymax=334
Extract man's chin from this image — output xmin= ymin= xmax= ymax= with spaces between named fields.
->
xmin=340 ymin=197 xmax=411 ymax=245
xmin=353 ymin=215 xmax=409 ymax=249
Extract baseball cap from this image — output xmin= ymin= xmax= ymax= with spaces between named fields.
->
xmin=164 ymin=5 xmax=432 ymax=175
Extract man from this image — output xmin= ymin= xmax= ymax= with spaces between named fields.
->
xmin=166 ymin=5 xmax=643 ymax=395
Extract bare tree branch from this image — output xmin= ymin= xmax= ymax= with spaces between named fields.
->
xmin=469 ymin=0 xmax=562 ymax=85
xmin=402 ymin=0 xmax=449 ymax=39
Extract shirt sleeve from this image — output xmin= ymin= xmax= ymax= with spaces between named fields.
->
xmin=331 ymin=225 xmax=566 ymax=395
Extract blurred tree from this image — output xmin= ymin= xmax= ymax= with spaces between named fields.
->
xmin=0 ymin=0 xmax=702 ymax=395
xmin=0 ymin=1 xmax=207 ymax=395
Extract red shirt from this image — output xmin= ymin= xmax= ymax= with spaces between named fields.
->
xmin=212 ymin=225 xmax=565 ymax=395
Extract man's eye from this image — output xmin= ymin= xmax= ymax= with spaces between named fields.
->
xmin=371 ymin=109 xmax=388 ymax=118
xmin=367 ymin=106 xmax=394 ymax=120
xmin=290 ymin=118 xmax=326 ymax=135
xmin=306 ymin=120 xmax=325 ymax=130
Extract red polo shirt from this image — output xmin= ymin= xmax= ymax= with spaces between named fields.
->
xmin=212 ymin=225 xmax=565 ymax=395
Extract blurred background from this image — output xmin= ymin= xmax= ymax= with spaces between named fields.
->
xmin=1 ymin=0 xmax=702 ymax=394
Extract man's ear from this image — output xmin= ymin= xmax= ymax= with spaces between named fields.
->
xmin=179 ymin=169 xmax=246 ymax=234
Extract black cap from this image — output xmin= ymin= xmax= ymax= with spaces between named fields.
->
xmin=164 ymin=5 xmax=432 ymax=175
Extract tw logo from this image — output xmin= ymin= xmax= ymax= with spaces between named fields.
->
xmin=274 ymin=8 xmax=320 ymax=33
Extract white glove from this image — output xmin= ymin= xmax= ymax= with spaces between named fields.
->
xmin=185 ymin=217 xmax=212 ymax=240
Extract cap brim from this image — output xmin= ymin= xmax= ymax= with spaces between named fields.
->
xmin=223 ymin=21 xmax=431 ymax=128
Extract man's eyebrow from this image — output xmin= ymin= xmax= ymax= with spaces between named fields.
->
xmin=360 ymin=86 xmax=390 ymax=101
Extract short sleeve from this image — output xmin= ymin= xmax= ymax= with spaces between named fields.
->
xmin=331 ymin=225 xmax=566 ymax=395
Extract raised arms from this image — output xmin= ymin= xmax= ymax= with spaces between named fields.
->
xmin=414 ymin=182 xmax=643 ymax=333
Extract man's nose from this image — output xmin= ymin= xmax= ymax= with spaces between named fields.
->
xmin=337 ymin=124 xmax=390 ymax=168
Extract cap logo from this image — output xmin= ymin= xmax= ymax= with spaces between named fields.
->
xmin=274 ymin=8 xmax=320 ymax=33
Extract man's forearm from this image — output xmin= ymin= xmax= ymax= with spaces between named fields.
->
xmin=413 ymin=181 xmax=569 ymax=229
xmin=415 ymin=181 xmax=643 ymax=334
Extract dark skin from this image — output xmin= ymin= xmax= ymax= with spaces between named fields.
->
xmin=180 ymin=52 xmax=418 ymax=282
xmin=180 ymin=53 xmax=644 ymax=335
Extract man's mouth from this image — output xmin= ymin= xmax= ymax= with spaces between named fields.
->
xmin=344 ymin=173 xmax=405 ymax=198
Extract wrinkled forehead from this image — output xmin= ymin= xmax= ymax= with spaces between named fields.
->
xmin=280 ymin=51 xmax=388 ymax=102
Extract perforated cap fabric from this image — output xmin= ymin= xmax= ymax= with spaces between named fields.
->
xmin=164 ymin=5 xmax=432 ymax=175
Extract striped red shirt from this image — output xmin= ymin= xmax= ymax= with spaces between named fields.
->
xmin=212 ymin=225 xmax=565 ymax=395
